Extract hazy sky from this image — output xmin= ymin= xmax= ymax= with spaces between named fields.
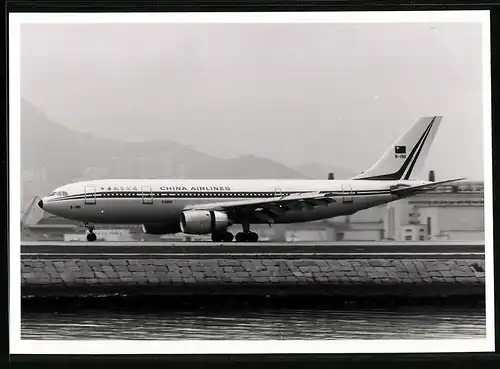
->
xmin=20 ymin=21 xmax=486 ymax=180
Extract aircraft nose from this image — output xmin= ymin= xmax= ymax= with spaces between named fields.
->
xmin=38 ymin=199 xmax=43 ymax=209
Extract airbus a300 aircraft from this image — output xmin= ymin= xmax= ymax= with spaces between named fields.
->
xmin=38 ymin=116 xmax=463 ymax=242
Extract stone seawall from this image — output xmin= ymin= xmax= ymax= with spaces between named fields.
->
xmin=21 ymin=258 xmax=486 ymax=299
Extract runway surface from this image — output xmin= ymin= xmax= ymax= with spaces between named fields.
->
xmin=21 ymin=241 xmax=484 ymax=259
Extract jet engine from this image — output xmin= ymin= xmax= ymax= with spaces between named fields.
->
xmin=142 ymin=223 xmax=181 ymax=235
xmin=180 ymin=210 xmax=230 ymax=234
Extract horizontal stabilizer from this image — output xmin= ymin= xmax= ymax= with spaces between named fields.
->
xmin=390 ymin=177 xmax=466 ymax=197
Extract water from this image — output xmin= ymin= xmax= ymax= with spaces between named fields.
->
xmin=22 ymin=303 xmax=486 ymax=340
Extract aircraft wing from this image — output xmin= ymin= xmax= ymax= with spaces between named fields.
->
xmin=184 ymin=191 xmax=338 ymax=223
xmin=390 ymin=177 xmax=466 ymax=197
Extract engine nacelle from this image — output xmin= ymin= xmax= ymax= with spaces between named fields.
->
xmin=142 ymin=223 xmax=181 ymax=235
xmin=180 ymin=210 xmax=230 ymax=234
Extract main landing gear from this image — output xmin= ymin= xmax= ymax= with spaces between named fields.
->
xmin=211 ymin=231 xmax=234 ymax=242
xmin=84 ymin=222 xmax=97 ymax=242
xmin=235 ymin=231 xmax=258 ymax=242
xmin=211 ymin=224 xmax=259 ymax=243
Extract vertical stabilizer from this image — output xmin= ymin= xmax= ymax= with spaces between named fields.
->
xmin=351 ymin=116 xmax=442 ymax=180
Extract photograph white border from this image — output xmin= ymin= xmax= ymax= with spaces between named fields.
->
xmin=9 ymin=10 xmax=494 ymax=354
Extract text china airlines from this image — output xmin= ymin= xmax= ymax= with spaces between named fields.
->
xmin=102 ymin=185 xmax=232 ymax=191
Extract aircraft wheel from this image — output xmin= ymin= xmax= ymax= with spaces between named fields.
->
xmin=223 ymin=232 xmax=234 ymax=242
xmin=248 ymin=232 xmax=259 ymax=242
xmin=87 ymin=232 xmax=97 ymax=242
xmin=212 ymin=232 xmax=232 ymax=242
xmin=235 ymin=232 xmax=246 ymax=242
xmin=235 ymin=232 xmax=258 ymax=242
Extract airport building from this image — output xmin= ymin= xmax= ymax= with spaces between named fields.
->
xmin=384 ymin=180 xmax=484 ymax=241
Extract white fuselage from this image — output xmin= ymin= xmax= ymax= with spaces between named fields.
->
xmin=40 ymin=178 xmax=429 ymax=231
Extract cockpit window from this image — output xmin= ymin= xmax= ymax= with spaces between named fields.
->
xmin=48 ymin=192 xmax=56 ymax=197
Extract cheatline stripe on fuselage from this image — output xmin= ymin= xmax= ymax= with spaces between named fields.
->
xmin=46 ymin=189 xmax=393 ymax=203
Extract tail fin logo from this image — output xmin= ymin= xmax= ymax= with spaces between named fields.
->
xmin=394 ymin=145 xmax=407 ymax=159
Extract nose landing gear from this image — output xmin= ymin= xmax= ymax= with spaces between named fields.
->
xmin=84 ymin=222 xmax=97 ymax=242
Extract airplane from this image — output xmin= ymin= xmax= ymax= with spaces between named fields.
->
xmin=37 ymin=116 xmax=464 ymax=242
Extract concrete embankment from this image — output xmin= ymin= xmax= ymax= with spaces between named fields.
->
xmin=21 ymin=242 xmax=486 ymax=299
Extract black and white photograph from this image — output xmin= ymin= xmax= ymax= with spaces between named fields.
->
xmin=9 ymin=10 xmax=494 ymax=354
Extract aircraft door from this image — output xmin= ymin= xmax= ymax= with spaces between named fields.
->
xmin=141 ymin=185 xmax=153 ymax=205
xmin=274 ymin=188 xmax=282 ymax=197
xmin=84 ymin=185 xmax=96 ymax=205
xmin=341 ymin=184 xmax=354 ymax=204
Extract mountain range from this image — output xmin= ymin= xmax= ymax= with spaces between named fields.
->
xmin=20 ymin=98 xmax=355 ymax=213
